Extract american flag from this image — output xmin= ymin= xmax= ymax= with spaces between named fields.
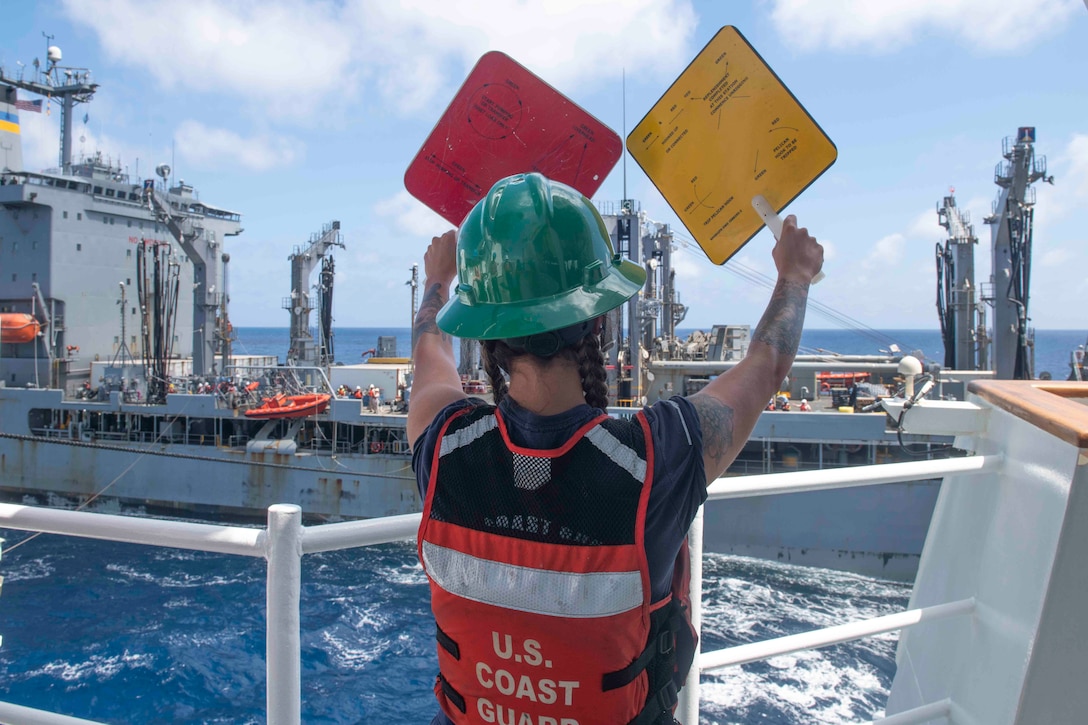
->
xmin=14 ymin=99 xmax=43 ymax=113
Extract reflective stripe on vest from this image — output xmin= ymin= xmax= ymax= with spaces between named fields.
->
xmin=421 ymin=540 xmax=643 ymax=617
xmin=440 ymin=413 xmax=499 ymax=458
xmin=583 ymin=425 xmax=647 ymax=483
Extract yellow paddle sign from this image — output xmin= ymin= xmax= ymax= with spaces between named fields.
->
xmin=627 ymin=26 xmax=836 ymax=264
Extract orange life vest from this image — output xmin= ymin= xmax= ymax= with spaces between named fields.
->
xmin=419 ymin=405 xmax=691 ymax=725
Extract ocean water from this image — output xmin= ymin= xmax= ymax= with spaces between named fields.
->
xmin=0 ymin=534 xmax=908 ymax=724
xmin=0 ymin=326 xmax=1082 ymax=723
xmin=231 ymin=326 xmax=1084 ymax=381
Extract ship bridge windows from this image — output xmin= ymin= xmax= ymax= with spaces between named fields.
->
xmin=93 ymin=186 xmax=102 ymax=194
xmin=105 ymin=189 xmax=115 ymax=197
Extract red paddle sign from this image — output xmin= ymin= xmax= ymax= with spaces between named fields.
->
xmin=405 ymin=52 xmax=622 ymax=226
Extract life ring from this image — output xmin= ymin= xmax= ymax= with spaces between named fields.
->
xmin=820 ymin=382 xmax=831 ymax=393
xmin=369 ymin=441 xmax=384 ymax=454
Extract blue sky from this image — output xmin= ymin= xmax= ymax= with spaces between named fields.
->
xmin=3 ymin=0 xmax=1086 ymax=331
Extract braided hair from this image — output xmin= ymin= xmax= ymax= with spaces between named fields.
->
xmin=480 ymin=326 xmax=610 ymax=410
xmin=569 ymin=332 xmax=609 ymax=410
xmin=481 ymin=339 xmax=512 ymax=407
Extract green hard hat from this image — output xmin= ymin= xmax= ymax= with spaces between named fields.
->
xmin=437 ymin=173 xmax=646 ymax=340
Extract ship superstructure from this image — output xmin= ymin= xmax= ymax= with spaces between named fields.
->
xmin=1 ymin=44 xmax=243 ymax=388
xmin=0 ymin=42 xmax=423 ymax=525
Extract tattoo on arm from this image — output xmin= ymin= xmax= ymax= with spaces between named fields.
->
xmin=691 ymin=395 xmax=735 ymax=471
xmin=412 ymin=282 xmax=451 ymax=352
xmin=752 ymin=279 xmax=808 ymax=356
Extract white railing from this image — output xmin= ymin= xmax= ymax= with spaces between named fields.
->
xmin=0 ymin=454 xmax=1003 ymax=724
xmin=673 ymin=454 xmax=1003 ymax=724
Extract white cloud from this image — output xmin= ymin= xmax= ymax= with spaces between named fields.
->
xmin=62 ymin=0 xmax=358 ymax=117
xmin=1039 ymin=248 xmax=1074 ymax=267
xmin=669 ymin=237 xmax=710 ymax=282
xmin=15 ymin=111 xmax=155 ymax=177
xmin=1044 ymin=133 xmax=1088 ymax=219
xmin=1066 ymin=134 xmax=1088 ymax=192
xmin=864 ymin=233 xmax=905 ymax=269
xmin=173 ymin=120 xmax=300 ymax=171
xmin=11 ymin=111 xmax=61 ymax=172
xmin=819 ymin=238 xmax=836 ymax=264
xmin=1024 ymin=133 xmax=1088 ymax=283
xmin=352 ymin=0 xmax=698 ymax=103
xmin=769 ymin=0 xmax=1080 ymax=53
xmin=908 ymin=209 xmax=944 ymax=242
xmin=374 ymin=190 xmax=454 ymax=237
xmin=64 ymin=0 xmax=698 ymax=118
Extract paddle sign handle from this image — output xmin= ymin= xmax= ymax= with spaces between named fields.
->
xmin=751 ymin=195 xmax=825 ymax=284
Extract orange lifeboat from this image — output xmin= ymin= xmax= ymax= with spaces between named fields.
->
xmin=244 ymin=393 xmax=331 ymax=420
xmin=0 ymin=313 xmax=41 ymax=344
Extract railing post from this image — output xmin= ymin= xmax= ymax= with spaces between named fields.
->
xmin=676 ymin=505 xmax=704 ymax=724
xmin=266 ymin=504 xmax=302 ymax=725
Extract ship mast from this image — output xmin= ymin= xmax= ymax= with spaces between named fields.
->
xmin=984 ymin=128 xmax=1053 ymax=380
xmin=285 ymin=220 xmax=344 ymax=368
xmin=0 ymin=34 xmax=98 ymax=174
xmin=935 ymin=190 xmax=987 ymax=370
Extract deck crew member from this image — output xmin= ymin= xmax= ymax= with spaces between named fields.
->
xmin=409 ymin=173 xmax=822 ymax=725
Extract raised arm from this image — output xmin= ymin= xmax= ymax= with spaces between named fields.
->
xmin=688 ymin=215 xmax=823 ymax=484
xmin=407 ymin=230 xmax=467 ymax=448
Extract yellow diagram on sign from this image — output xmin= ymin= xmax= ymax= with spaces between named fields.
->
xmin=628 ymin=26 xmax=836 ymax=265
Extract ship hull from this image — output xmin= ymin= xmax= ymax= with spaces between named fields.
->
xmin=0 ymin=432 xmax=420 ymax=521
xmin=703 ymin=480 xmax=940 ymax=581
xmin=0 ymin=388 xmax=943 ymax=579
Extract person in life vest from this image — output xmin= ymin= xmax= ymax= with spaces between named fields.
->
xmin=408 ymin=173 xmax=822 ymax=725
xmin=799 ymin=398 xmax=812 ymax=412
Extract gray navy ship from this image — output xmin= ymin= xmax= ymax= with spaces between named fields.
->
xmin=0 ymin=43 xmax=421 ymax=521
xmin=1 ymin=42 xmax=1049 ymax=580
